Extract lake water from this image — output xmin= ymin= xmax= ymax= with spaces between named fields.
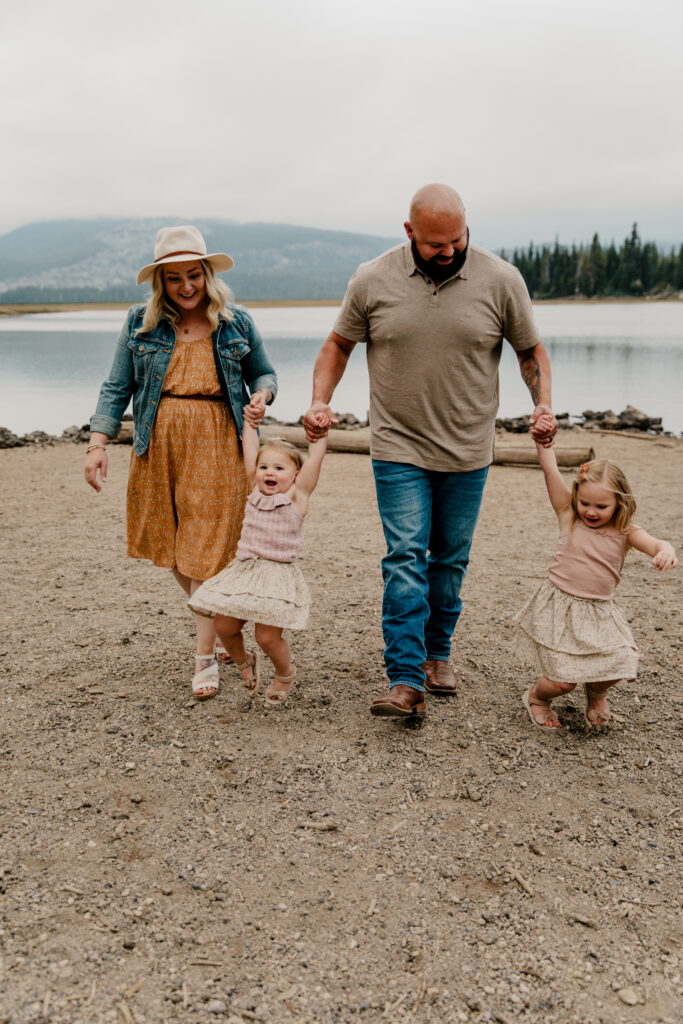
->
xmin=1 ymin=303 xmax=682 ymax=436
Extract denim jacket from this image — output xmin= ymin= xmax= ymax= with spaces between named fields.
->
xmin=90 ymin=304 xmax=278 ymax=455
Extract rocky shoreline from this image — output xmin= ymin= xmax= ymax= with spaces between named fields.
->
xmin=0 ymin=405 xmax=671 ymax=450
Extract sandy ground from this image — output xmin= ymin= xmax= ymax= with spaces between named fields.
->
xmin=0 ymin=431 xmax=681 ymax=1024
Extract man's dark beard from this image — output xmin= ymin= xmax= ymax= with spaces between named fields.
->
xmin=411 ymin=238 xmax=468 ymax=283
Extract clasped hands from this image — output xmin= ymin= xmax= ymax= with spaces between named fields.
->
xmin=530 ymin=404 xmax=558 ymax=447
xmin=300 ymin=401 xmax=559 ymax=446
xmin=243 ymin=389 xmax=271 ymax=428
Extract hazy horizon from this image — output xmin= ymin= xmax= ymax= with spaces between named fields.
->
xmin=0 ymin=215 xmax=679 ymax=257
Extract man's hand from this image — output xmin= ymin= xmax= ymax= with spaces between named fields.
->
xmin=529 ymin=404 xmax=558 ymax=448
xmin=303 ymin=402 xmax=338 ymax=441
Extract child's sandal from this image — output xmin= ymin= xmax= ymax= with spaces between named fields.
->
xmin=522 ymin=686 xmax=560 ymax=729
xmin=192 ymin=654 xmax=219 ymax=700
xmin=236 ymin=652 xmax=261 ymax=693
xmin=264 ymin=667 xmax=296 ymax=707
xmin=584 ymin=684 xmax=612 ymax=727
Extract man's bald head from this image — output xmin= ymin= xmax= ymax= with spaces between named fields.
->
xmin=404 ymin=184 xmax=468 ymax=279
xmin=408 ymin=183 xmax=465 ymax=224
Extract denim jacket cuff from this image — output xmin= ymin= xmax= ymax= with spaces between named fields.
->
xmin=90 ymin=413 xmax=121 ymax=439
xmin=251 ymin=374 xmax=278 ymax=403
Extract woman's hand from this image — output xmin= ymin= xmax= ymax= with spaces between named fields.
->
xmin=85 ymin=449 xmax=108 ymax=493
xmin=244 ymin=389 xmax=270 ymax=428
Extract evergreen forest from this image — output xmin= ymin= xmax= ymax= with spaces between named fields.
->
xmin=501 ymin=224 xmax=683 ymax=299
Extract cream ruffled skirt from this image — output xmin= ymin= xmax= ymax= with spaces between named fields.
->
xmin=188 ymin=556 xmax=310 ymax=630
xmin=513 ymin=578 xmax=638 ymax=683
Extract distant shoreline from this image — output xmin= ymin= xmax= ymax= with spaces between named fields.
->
xmin=1 ymin=295 xmax=680 ymax=318
xmin=0 ymin=299 xmax=342 ymax=318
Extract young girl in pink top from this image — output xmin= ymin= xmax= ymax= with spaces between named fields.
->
xmin=189 ymin=421 xmax=327 ymax=705
xmin=514 ymin=439 xmax=677 ymax=729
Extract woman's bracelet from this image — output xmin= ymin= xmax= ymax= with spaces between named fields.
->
xmin=86 ymin=443 xmax=107 ymax=453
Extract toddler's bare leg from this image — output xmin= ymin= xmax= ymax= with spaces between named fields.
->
xmin=256 ymin=623 xmax=295 ymax=703
xmin=584 ymin=679 xmax=619 ymax=726
xmin=214 ymin=615 xmax=253 ymax=686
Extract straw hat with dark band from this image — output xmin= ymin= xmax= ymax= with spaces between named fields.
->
xmin=137 ymin=225 xmax=234 ymax=285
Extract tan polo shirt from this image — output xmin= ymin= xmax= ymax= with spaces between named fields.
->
xmin=333 ymin=241 xmax=541 ymax=472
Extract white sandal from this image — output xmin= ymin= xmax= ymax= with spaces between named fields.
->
xmin=236 ymin=652 xmax=261 ymax=693
xmin=192 ymin=654 xmax=219 ymax=700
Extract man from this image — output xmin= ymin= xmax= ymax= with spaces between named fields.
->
xmin=303 ymin=183 xmax=557 ymax=718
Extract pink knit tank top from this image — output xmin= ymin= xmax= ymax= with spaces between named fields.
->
xmin=548 ymin=520 xmax=628 ymax=600
xmin=236 ymin=491 xmax=304 ymax=563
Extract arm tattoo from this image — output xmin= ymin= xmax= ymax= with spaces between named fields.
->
xmin=518 ymin=350 xmax=541 ymax=405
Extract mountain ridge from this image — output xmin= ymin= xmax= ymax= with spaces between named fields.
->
xmin=0 ymin=218 xmax=400 ymax=302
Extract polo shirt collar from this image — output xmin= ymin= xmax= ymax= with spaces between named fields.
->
xmin=403 ymin=240 xmax=470 ymax=282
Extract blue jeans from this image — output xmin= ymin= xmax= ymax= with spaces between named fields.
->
xmin=372 ymin=460 xmax=489 ymax=691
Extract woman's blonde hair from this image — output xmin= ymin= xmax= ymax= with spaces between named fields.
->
xmin=141 ymin=259 xmax=234 ymax=333
xmin=571 ymin=459 xmax=636 ymax=533
xmin=258 ymin=438 xmax=305 ymax=472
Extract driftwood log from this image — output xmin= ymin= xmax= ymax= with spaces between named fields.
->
xmin=261 ymin=425 xmax=594 ymax=466
xmin=113 ymin=421 xmax=594 ymax=466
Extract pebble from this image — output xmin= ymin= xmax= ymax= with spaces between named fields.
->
xmin=617 ymin=988 xmax=640 ymax=1005
xmin=206 ymin=998 xmax=228 ymax=1013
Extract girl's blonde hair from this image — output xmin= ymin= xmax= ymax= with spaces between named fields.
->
xmin=571 ymin=459 xmax=636 ymax=533
xmin=259 ymin=438 xmax=304 ymax=472
xmin=141 ymin=260 xmax=234 ymax=333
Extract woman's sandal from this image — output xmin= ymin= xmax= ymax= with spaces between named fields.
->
xmin=214 ymin=640 xmax=232 ymax=664
xmin=522 ymin=686 xmax=560 ymax=729
xmin=192 ymin=654 xmax=219 ymax=701
xmin=584 ymin=684 xmax=612 ymax=727
xmin=264 ymin=667 xmax=296 ymax=707
xmin=236 ymin=652 xmax=261 ymax=694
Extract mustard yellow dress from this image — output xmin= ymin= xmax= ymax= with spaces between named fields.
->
xmin=127 ymin=337 xmax=247 ymax=581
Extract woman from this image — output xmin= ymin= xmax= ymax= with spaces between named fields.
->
xmin=85 ymin=225 xmax=277 ymax=699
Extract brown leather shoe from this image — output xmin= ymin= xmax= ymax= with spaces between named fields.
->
xmin=370 ymin=684 xmax=426 ymax=718
xmin=423 ymin=659 xmax=457 ymax=696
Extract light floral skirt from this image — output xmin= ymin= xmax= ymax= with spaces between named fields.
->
xmin=188 ymin=556 xmax=310 ymax=630
xmin=513 ymin=578 xmax=638 ymax=683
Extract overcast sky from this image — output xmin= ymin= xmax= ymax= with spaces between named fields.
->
xmin=2 ymin=0 xmax=681 ymax=249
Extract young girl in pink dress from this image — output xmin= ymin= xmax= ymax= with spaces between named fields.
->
xmin=189 ymin=421 xmax=327 ymax=706
xmin=514 ymin=439 xmax=677 ymax=729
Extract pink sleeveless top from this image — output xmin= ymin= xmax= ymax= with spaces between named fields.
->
xmin=236 ymin=491 xmax=304 ymax=563
xmin=548 ymin=521 xmax=628 ymax=600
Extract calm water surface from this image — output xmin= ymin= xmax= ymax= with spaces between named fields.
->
xmin=1 ymin=303 xmax=682 ymax=435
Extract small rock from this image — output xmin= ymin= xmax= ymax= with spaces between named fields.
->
xmin=617 ymin=988 xmax=639 ymax=1006
xmin=130 ymin=794 xmax=143 ymax=804
xmin=206 ymin=999 xmax=228 ymax=1014
xmin=122 ymin=939 xmax=136 ymax=950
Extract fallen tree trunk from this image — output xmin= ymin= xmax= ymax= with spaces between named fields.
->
xmin=260 ymin=425 xmax=594 ymax=465
xmin=114 ymin=420 xmax=594 ymax=466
